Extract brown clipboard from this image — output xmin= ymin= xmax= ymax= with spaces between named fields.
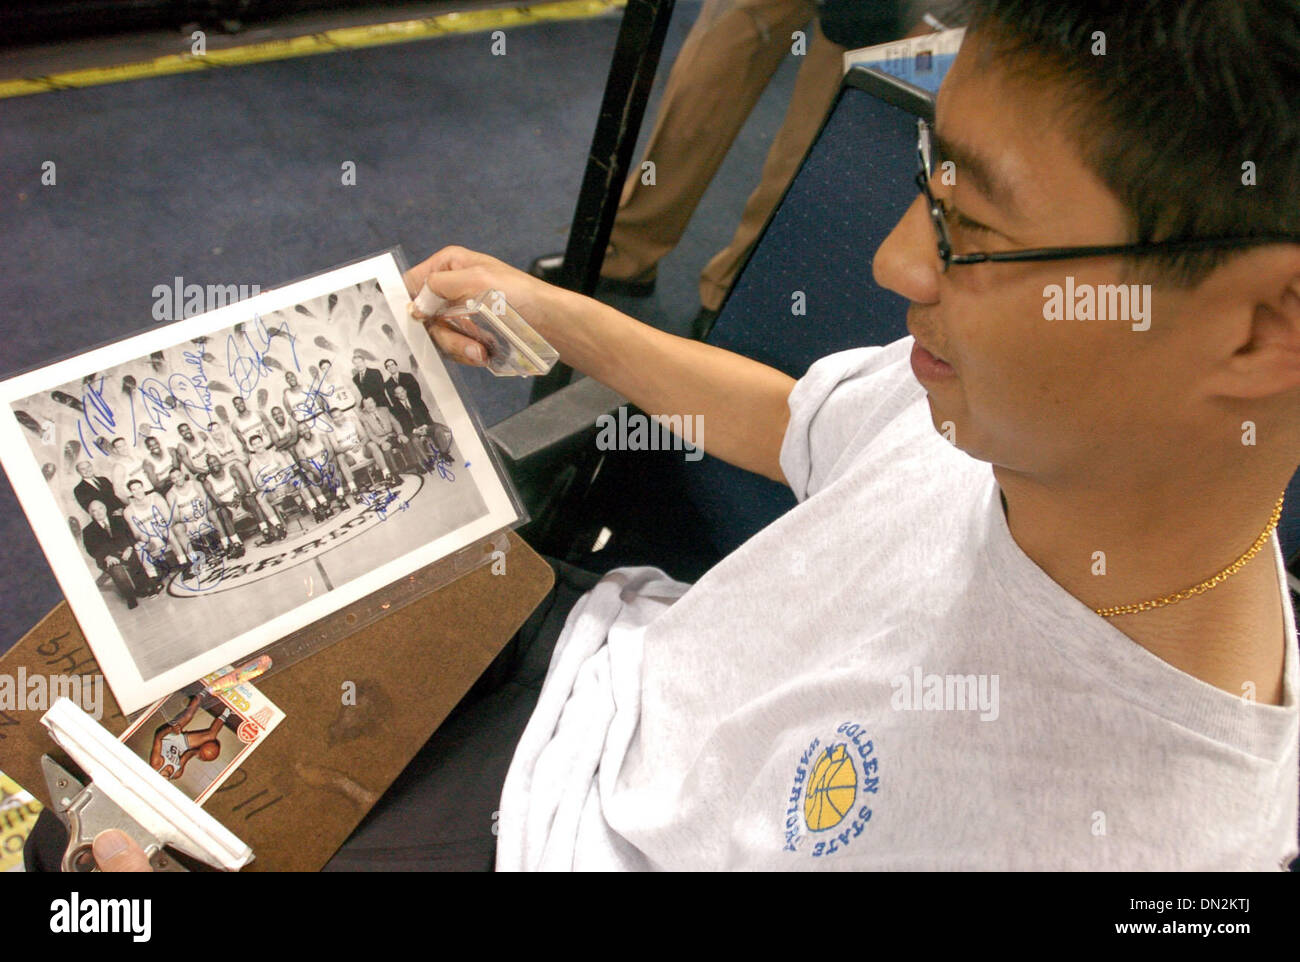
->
xmin=0 ymin=529 xmax=554 ymax=871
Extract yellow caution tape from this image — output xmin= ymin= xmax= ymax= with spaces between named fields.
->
xmin=0 ymin=0 xmax=626 ymax=101
xmin=1 ymin=773 xmax=42 ymax=872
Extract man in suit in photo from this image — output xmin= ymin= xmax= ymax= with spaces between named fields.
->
xmin=73 ymin=460 xmax=125 ymax=516
xmin=381 ymin=358 xmax=422 ymax=409
xmin=358 ymin=395 xmax=415 ymax=476
xmin=81 ymin=499 xmax=156 ymax=609
xmin=351 ymin=351 xmax=388 ymax=410
xmin=389 ymin=385 xmax=453 ymax=463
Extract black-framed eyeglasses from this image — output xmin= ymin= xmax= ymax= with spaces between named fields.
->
xmin=915 ymin=118 xmax=1299 ymax=273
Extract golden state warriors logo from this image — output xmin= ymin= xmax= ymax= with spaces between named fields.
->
xmin=804 ymin=744 xmax=857 ymax=830
xmin=783 ymin=722 xmax=880 ymax=857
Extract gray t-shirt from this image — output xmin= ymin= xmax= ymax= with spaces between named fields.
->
xmin=496 ymin=336 xmax=1299 ymax=870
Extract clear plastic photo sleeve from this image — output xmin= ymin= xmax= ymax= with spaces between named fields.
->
xmin=0 ymin=248 xmax=528 ymax=715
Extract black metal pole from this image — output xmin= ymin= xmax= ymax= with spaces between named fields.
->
xmin=530 ymin=0 xmax=676 ymax=403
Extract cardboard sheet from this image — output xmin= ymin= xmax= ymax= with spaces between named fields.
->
xmin=0 ymin=530 xmax=554 ymax=871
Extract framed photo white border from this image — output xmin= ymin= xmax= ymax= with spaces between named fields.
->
xmin=0 ymin=252 xmax=520 ymax=714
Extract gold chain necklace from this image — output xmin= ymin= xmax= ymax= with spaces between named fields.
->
xmin=1094 ymin=493 xmax=1287 ymax=618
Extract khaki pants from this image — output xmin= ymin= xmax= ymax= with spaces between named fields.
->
xmin=603 ymin=0 xmax=847 ymax=311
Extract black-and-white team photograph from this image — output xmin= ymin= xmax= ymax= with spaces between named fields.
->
xmin=0 ymin=254 xmax=520 ymax=713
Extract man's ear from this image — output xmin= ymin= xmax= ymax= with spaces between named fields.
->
xmin=1204 ymin=259 xmax=1300 ymax=401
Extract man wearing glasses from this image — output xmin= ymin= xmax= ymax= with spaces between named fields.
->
xmin=63 ymin=0 xmax=1299 ymax=877
xmin=323 ymin=0 xmax=1300 ymax=874
xmin=352 ymin=0 xmax=1297 ymax=871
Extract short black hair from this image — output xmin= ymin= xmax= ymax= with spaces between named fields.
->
xmin=127 ymin=479 xmax=144 ymax=490
xmin=962 ymin=0 xmax=1300 ymax=285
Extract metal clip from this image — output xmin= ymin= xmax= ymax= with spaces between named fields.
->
xmin=40 ymin=698 xmax=254 ymax=871
xmin=42 ymin=756 xmax=186 ymax=872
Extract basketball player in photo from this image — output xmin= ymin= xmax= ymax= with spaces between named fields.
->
xmin=243 ymin=433 xmax=292 ymax=543
xmin=266 ymin=406 xmax=299 ymax=454
xmin=199 ymin=454 xmax=248 ymax=559
xmin=230 ymin=395 xmax=269 ymax=456
xmin=293 ymin=426 xmax=353 ymax=515
xmin=173 ymin=421 xmax=213 ymax=477
xmin=109 ymin=436 xmax=147 ymax=503
xmin=140 ymin=434 xmax=177 ymax=498
xmin=248 ymin=432 xmax=331 ymax=537
xmin=165 ymin=466 xmax=220 ymax=568
xmin=327 ymin=404 xmax=390 ymax=499
xmin=205 ymin=421 xmax=257 ymax=497
xmin=121 ymin=478 xmax=183 ymax=580
xmin=149 ymin=695 xmax=232 ymax=782
xmin=282 ymin=370 xmax=322 ymax=428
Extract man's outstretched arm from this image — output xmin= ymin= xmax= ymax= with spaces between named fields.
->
xmin=171 ymin=695 xmax=202 ymax=730
xmin=407 ymin=247 xmax=796 ymax=484
xmin=189 ymin=711 xmax=225 ymax=742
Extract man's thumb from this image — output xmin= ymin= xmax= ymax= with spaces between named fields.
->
xmin=93 ymin=829 xmax=153 ymax=872
xmin=411 ymin=268 xmax=490 ymax=317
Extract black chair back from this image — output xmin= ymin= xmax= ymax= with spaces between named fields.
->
xmin=683 ymin=68 xmax=931 ymax=555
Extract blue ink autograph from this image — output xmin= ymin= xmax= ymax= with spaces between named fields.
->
xmin=422 ymin=452 xmax=456 ymax=482
xmin=131 ymin=378 xmax=172 ymax=444
xmin=126 ymin=496 xmax=224 ymax=594
xmin=128 ymin=500 xmax=175 ymax=546
xmin=253 ymin=455 xmax=339 ymax=494
xmin=76 ymin=376 xmax=117 ymax=459
xmin=290 ymin=367 xmax=336 ymax=432
xmin=177 ymin=351 xmax=214 ymax=418
xmin=77 ymin=319 xmax=300 ymax=457
xmin=126 ymin=373 xmax=215 ymax=446
xmin=226 ymin=314 xmax=300 ymax=399
xmin=358 ymin=488 xmax=409 ymax=521
xmin=169 ymin=514 xmax=225 ymax=595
